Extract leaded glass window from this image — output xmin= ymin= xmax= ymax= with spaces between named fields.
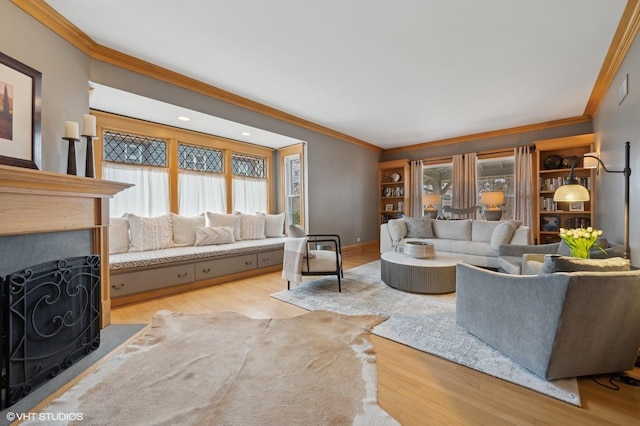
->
xmin=178 ymin=144 xmax=224 ymax=173
xmin=232 ymin=153 xmax=266 ymax=178
xmin=103 ymin=131 xmax=167 ymax=166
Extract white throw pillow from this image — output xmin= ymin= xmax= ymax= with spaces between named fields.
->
xmin=432 ymin=219 xmax=472 ymax=240
xmin=109 ymin=217 xmax=130 ymax=254
xmin=387 ymin=219 xmax=407 ymax=242
xmin=239 ymin=213 xmax=266 ymax=240
xmin=489 ymin=221 xmax=517 ymax=250
xmin=194 ymin=226 xmax=235 ymax=246
xmin=260 ymin=212 xmax=286 ymax=237
xmin=206 ymin=212 xmax=242 ymax=241
xmin=127 ymin=213 xmax=173 ymax=252
xmin=171 ymin=213 xmax=205 ymax=246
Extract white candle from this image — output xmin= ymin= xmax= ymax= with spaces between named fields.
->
xmin=83 ymin=114 xmax=96 ymax=137
xmin=64 ymin=121 xmax=79 ymax=139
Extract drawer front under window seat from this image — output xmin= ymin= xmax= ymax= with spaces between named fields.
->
xmin=111 ymin=264 xmax=195 ymax=297
xmin=195 ymin=253 xmax=257 ymax=281
xmin=258 ymin=249 xmax=284 ymax=268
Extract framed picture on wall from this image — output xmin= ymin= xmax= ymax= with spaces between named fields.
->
xmin=541 ymin=215 xmax=560 ymax=232
xmin=0 ymin=51 xmax=42 ymax=169
xmin=569 ymin=201 xmax=584 ymax=211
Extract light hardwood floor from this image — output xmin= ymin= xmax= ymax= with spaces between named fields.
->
xmin=111 ymin=250 xmax=640 ymax=425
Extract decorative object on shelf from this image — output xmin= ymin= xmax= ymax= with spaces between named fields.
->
xmin=388 ymin=172 xmax=401 ymax=182
xmin=422 ymin=193 xmax=440 ymax=218
xmin=385 ymin=204 xmax=393 ymax=211
xmin=569 ymin=201 xmax=584 ymax=211
xmin=64 ymin=120 xmax=80 ymax=175
xmin=0 ymin=52 xmax=42 ymax=169
xmin=562 ymin=156 xmax=579 ymax=168
xmin=480 ymin=191 xmax=504 ymax=221
xmin=558 ymin=227 xmax=604 ymax=259
xmin=82 ymin=114 xmax=97 ymax=178
xmin=541 ymin=215 xmax=559 ymax=232
xmin=554 ymin=142 xmax=631 ymax=259
xmin=543 ymin=154 xmax=564 ymax=169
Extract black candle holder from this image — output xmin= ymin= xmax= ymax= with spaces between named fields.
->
xmin=82 ymin=134 xmax=95 ymax=178
xmin=63 ymin=137 xmax=79 ymax=175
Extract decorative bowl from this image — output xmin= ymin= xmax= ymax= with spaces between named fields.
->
xmin=403 ymin=241 xmax=435 ymax=258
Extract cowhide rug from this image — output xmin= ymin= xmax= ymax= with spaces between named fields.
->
xmin=26 ymin=310 xmax=398 ymax=425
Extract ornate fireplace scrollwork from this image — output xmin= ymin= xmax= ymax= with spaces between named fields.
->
xmin=1 ymin=255 xmax=101 ymax=408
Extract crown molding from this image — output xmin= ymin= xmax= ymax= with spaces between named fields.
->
xmin=10 ymin=0 xmax=381 ymax=153
xmin=11 ymin=0 xmax=636 ymax=154
xmin=584 ymin=0 xmax=640 ymax=116
xmin=382 ymin=116 xmax=592 ymax=155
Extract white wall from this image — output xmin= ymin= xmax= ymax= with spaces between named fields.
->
xmin=593 ymin=32 xmax=640 ymax=267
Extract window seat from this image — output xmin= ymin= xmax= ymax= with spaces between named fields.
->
xmin=109 ymin=238 xmax=285 ymax=306
xmin=108 ymin=212 xmax=287 ymax=306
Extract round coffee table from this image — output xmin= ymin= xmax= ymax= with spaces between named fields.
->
xmin=380 ymin=251 xmax=462 ymax=294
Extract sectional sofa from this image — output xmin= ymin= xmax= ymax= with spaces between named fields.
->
xmin=380 ymin=217 xmax=531 ymax=268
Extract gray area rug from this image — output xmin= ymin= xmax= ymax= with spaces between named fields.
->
xmin=272 ymin=260 xmax=581 ymax=406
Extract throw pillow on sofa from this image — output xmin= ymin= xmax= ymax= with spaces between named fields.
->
xmin=387 ymin=219 xmax=407 ymax=243
xmin=206 ymin=212 xmax=242 ymax=241
xmin=127 ymin=213 xmax=173 ymax=252
xmin=109 ymin=216 xmax=130 ymax=254
xmin=238 ymin=213 xmax=266 ymax=240
xmin=259 ymin=212 xmax=286 ymax=237
xmin=489 ymin=221 xmax=517 ymax=250
xmin=432 ymin=219 xmax=472 ymax=240
xmin=404 ymin=216 xmax=434 ymax=238
xmin=539 ymin=254 xmax=630 ymax=274
xmin=171 ymin=213 xmax=205 ymax=246
xmin=194 ymin=226 xmax=235 ymax=246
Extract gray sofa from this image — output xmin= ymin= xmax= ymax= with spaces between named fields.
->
xmin=380 ymin=218 xmax=530 ymax=268
xmin=456 ymin=262 xmax=640 ymax=379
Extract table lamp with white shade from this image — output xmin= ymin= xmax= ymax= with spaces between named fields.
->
xmin=422 ymin=193 xmax=441 ymax=219
xmin=480 ymin=191 xmax=505 ymax=221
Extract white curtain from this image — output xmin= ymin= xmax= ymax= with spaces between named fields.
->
xmin=178 ymin=171 xmax=227 ymax=216
xmin=103 ymin=163 xmax=170 ymax=217
xmin=232 ymin=176 xmax=267 ymax=213
xmin=410 ymin=160 xmax=423 ymax=217
xmin=514 ymin=146 xmax=533 ymax=231
xmin=451 ymin=153 xmax=479 ymax=219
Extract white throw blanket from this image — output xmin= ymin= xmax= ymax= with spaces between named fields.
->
xmin=282 ymin=237 xmax=308 ymax=284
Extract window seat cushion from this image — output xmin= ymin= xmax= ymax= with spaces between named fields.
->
xmin=110 ymin=237 xmax=285 ymax=271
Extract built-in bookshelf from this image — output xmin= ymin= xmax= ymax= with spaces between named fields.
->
xmin=378 ymin=160 xmax=410 ymax=227
xmin=533 ymin=134 xmax=595 ymax=244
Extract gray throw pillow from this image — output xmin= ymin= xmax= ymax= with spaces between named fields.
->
xmin=489 ymin=221 xmax=517 ymax=250
xmin=539 ymin=254 xmax=630 ymax=274
xmin=404 ymin=216 xmax=434 ymax=238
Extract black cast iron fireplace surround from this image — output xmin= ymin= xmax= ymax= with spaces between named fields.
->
xmin=0 ymin=256 xmax=101 ymax=409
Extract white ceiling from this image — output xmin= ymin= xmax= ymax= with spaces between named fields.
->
xmin=46 ymin=0 xmax=628 ymax=150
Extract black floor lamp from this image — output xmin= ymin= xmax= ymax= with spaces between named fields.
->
xmin=553 ymin=141 xmax=631 ymax=260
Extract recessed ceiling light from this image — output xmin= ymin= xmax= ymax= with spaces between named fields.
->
xmin=177 ymin=116 xmax=191 ymax=122
xmin=241 ymin=132 xmax=251 ymax=136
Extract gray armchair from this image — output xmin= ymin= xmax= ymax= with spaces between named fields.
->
xmin=498 ymin=239 xmax=624 ymax=274
xmin=456 ymin=263 xmax=640 ymax=380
